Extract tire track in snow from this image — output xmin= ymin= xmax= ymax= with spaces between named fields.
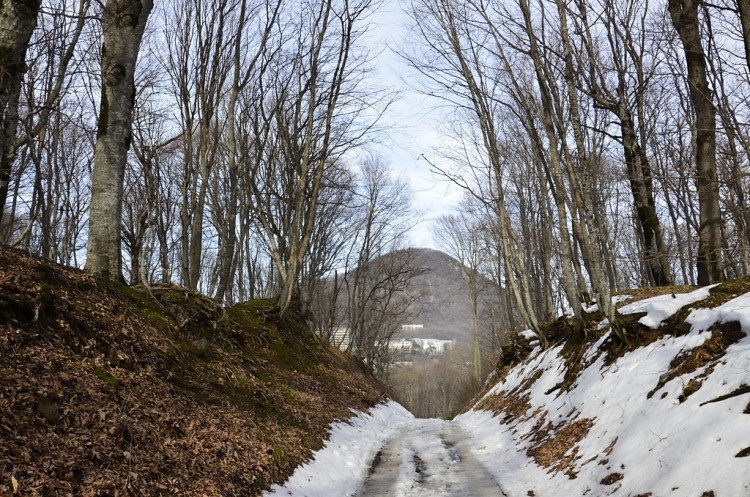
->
xmin=358 ymin=419 xmax=507 ymax=497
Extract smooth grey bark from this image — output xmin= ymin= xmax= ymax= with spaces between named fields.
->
xmin=0 ymin=0 xmax=41 ymax=224
xmin=710 ymin=58 xmax=750 ymax=275
xmin=549 ymin=0 xmax=615 ymax=331
xmin=86 ymin=0 xmax=153 ymax=281
xmin=668 ymin=0 xmax=723 ymax=285
xmin=212 ymin=0 xmax=248 ymax=303
xmin=511 ymin=0 xmax=585 ymax=324
xmin=2 ymin=0 xmax=89 ymax=241
xmin=164 ymin=0 xmax=233 ymax=290
xmin=214 ymin=0 xmax=281 ymax=303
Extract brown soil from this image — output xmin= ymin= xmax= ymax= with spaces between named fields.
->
xmin=0 ymin=246 xmax=384 ymax=496
xmin=613 ymin=285 xmax=696 ymax=307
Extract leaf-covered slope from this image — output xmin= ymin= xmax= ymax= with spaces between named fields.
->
xmin=0 ymin=246 xmax=384 ymax=496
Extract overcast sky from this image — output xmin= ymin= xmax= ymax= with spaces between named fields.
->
xmin=362 ymin=0 xmax=464 ymax=251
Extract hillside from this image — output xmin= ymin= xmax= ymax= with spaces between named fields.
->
xmin=0 ymin=246 xmax=384 ymax=496
xmin=455 ymin=282 xmax=750 ymax=496
xmin=394 ymin=248 xmax=496 ymax=343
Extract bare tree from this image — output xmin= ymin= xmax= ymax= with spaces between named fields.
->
xmin=86 ymin=0 xmax=153 ymax=280
xmin=347 ymin=247 xmax=424 ymax=377
xmin=161 ymin=0 xmax=234 ymax=290
xmin=736 ymin=0 xmax=750 ymax=70
xmin=213 ymin=0 xmax=281 ymax=303
xmin=3 ymin=0 xmax=93 ymax=252
xmin=246 ymin=0 xmax=379 ymax=315
xmin=342 ymin=157 xmax=421 ymax=374
xmin=573 ymin=0 xmax=673 ymax=286
xmin=668 ymin=0 xmax=723 ymax=284
xmin=0 ymin=0 xmax=42 ymax=225
xmin=433 ymin=203 xmax=486 ymax=382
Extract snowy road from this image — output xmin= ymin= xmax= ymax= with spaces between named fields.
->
xmin=358 ymin=419 xmax=506 ymax=497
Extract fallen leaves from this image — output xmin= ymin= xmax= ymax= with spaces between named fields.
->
xmin=0 ymin=246 xmax=384 ymax=496
xmin=526 ymin=417 xmax=595 ymax=478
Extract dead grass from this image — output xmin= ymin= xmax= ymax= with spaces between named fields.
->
xmin=647 ymin=321 xmax=746 ymax=400
xmin=475 ymin=392 xmax=532 ymax=424
xmin=691 ymin=277 xmax=750 ymax=309
xmin=600 ymin=472 xmax=624 ymax=485
xmin=613 ymin=285 xmax=696 ymax=307
xmin=526 ymin=417 xmax=594 ymax=478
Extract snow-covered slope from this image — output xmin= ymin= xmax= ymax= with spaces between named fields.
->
xmin=457 ymin=287 xmax=750 ymax=497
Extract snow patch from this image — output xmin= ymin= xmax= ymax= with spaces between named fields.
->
xmin=618 ymin=285 xmax=716 ymax=328
xmin=264 ymin=401 xmax=413 ymax=497
xmin=265 ymin=288 xmax=750 ymax=497
xmin=687 ymin=291 xmax=750 ymax=333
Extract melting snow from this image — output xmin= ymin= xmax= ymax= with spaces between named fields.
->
xmin=266 ymin=288 xmax=750 ymax=497
xmin=618 ymin=285 xmax=717 ymax=328
xmin=263 ymin=401 xmax=413 ymax=497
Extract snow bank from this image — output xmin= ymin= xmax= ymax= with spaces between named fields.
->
xmin=618 ymin=285 xmax=716 ymax=328
xmin=263 ymin=400 xmax=414 ymax=497
xmin=457 ymin=290 xmax=750 ymax=497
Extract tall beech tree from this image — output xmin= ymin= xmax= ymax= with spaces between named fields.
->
xmin=668 ymin=0 xmax=723 ymax=284
xmin=574 ymin=0 xmax=673 ymax=286
xmin=0 ymin=0 xmax=42 ymax=225
xmin=737 ymin=0 xmax=750 ymax=71
xmin=86 ymin=0 xmax=153 ymax=280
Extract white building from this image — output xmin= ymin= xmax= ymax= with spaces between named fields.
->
xmin=388 ymin=338 xmax=454 ymax=355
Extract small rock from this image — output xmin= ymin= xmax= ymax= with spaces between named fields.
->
xmin=36 ymin=396 xmax=60 ymax=425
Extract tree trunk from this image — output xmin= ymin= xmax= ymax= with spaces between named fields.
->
xmin=0 ymin=0 xmax=41 ymax=224
xmin=737 ymin=0 xmax=750 ymax=72
xmin=86 ymin=0 xmax=153 ymax=281
xmin=520 ymin=0 xmax=584 ymax=322
xmin=668 ymin=0 xmax=722 ymax=285
xmin=620 ymin=111 xmax=672 ymax=286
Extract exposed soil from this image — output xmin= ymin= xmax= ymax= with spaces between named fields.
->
xmin=0 ymin=246 xmax=384 ymax=496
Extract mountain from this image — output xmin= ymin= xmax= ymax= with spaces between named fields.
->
xmin=394 ymin=248 xmax=495 ymax=344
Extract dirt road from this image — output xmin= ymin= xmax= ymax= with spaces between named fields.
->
xmin=358 ymin=419 xmax=507 ymax=497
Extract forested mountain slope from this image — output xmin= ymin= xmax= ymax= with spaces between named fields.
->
xmin=393 ymin=248 xmax=496 ymax=343
xmin=0 ymin=246 xmax=384 ymax=496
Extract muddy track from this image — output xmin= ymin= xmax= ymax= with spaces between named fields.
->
xmin=358 ymin=419 xmax=507 ymax=496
